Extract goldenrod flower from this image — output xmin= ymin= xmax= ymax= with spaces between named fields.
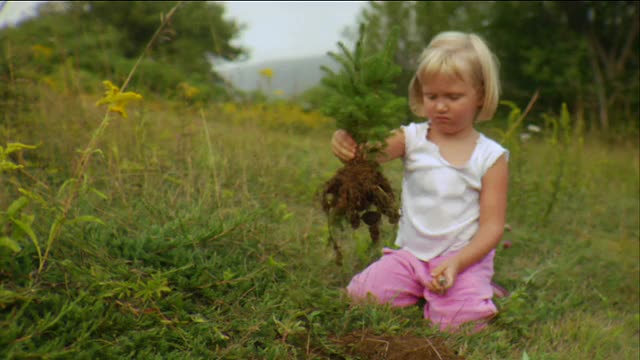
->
xmin=31 ymin=44 xmax=53 ymax=60
xmin=96 ymin=80 xmax=143 ymax=118
xmin=259 ymin=68 xmax=274 ymax=79
xmin=40 ymin=76 xmax=55 ymax=88
xmin=178 ymin=82 xmax=200 ymax=99
xmin=222 ymin=102 xmax=237 ymax=113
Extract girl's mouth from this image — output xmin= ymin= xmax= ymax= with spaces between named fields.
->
xmin=433 ymin=116 xmax=450 ymax=122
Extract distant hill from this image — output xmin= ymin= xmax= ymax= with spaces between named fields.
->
xmin=215 ymin=54 xmax=339 ymax=97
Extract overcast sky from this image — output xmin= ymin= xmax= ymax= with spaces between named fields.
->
xmin=221 ymin=1 xmax=365 ymax=67
xmin=0 ymin=1 xmax=366 ymax=68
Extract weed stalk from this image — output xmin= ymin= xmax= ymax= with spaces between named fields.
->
xmin=38 ymin=2 xmax=183 ymax=274
xmin=199 ymin=108 xmax=221 ymax=205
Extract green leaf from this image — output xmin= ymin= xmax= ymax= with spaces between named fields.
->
xmin=68 ymin=215 xmax=105 ymax=226
xmin=189 ymin=314 xmax=207 ymax=323
xmin=5 ymin=142 xmax=38 ymax=154
xmin=267 ymin=256 xmax=286 ymax=269
xmin=18 ymin=188 xmax=49 ymax=208
xmin=45 ymin=216 xmax=66 ymax=258
xmin=11 ymin=218 xmax=38 ymax=245
xmin=56 ymin=178 xmax=78 ymax=200
xmin=0 ymin=287 xmax=28 ymax=308
xmin=223 ymin=269 xmax=236 ymax=281
xmin=7 ymin=196 xmax=29 ymax=217
xmin=320 ymin=65 xmax=338 ymax=79
xmin=0 ymin=160 xmax=23 ymax=172
xmin=0 ymin=236 xmax=21 ymax=253
xmin=522 ymin=351 xmax=530 ymax=360
xmin=90 ymin=188 xmax=109 ymax=200
xmin=337 ymin=42 xmax=355 ymax=66
xmin=11 ymin=218 xmax=41 ymax=258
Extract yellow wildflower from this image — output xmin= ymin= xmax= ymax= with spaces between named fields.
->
xmin=222 ymin=102 xmax=237 ymax=113
xmin=178 ymin=82 xmax=200 ymax=99
xmin=259 ymin=68 xmax=274 ymax=79
xmin=31 ymin=44 xmax=53 ymax=60
xmin=273 ymin=89 xmax=284 ymax=96
xmin=96 ymin=80 xmax=143 ymax=118
xmin=40 ymin=76 xmax=55 ymax=88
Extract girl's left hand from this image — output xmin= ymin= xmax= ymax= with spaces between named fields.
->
xmin=428 ymin=258 xmax=461 ymax=295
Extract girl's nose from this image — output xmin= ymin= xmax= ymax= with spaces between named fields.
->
xmin=436 ymin=101 xmax=448 ymax=112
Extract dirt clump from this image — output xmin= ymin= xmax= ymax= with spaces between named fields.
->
xmin=332 ymin=330 xmax=465 ymax=360
xmin=320 ymin=157 xmax=399 ymax=263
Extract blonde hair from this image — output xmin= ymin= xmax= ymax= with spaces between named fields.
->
xmin=408 ymin=31 xmax=500 ymax=122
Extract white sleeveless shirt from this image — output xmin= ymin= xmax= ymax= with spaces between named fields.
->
xmin=395 ymin=122 xmax=508 ymax=261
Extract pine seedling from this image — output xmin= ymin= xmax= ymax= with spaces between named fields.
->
xmin=320 ymin=24 xmax=406 ymax=153
xmin=319 ymin=24 xmax=406 ymax=263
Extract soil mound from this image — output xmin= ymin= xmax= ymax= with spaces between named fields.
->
xmin=333 ymin=330 xmax=465 ymax=360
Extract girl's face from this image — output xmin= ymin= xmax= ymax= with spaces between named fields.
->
xmin=420 ymin=72 xmax=483 ymax=136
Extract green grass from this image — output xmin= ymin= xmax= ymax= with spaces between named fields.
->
xmin=1 ymin=85 xmax=638 ymax=359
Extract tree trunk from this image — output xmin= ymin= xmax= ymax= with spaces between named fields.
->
xmin=574 ymin=93 xmax=585 ymax=136
xmin=587 ymin=36 xmax=609 ymax=131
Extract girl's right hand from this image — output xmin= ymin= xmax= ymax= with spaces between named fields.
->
xmin=331 ymin=129 xmax=357 ymax=162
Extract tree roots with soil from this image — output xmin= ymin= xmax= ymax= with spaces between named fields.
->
xmin=320 ymin=155 xmax=399 ymax=264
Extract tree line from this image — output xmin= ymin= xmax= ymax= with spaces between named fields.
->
xmin=357 ymin=1 xmax=639 ymax=135
xmin=0 ymin=1 xmax=246 ymax=104
xmin=1 ymin=1 xmax=637 ymax=135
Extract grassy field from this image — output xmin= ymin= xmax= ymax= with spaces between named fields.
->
xmin=0 ymin=82 xmax=638 ymax=359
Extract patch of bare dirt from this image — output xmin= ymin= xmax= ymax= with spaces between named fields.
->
xmin=332 ymin=330 xmax=465 ymax=360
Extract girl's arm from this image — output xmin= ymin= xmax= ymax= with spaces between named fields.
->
xmin=331 ymin=129 xmax=405 ymax=163
xmin=429 ymin=154 xmax=509 ymax=292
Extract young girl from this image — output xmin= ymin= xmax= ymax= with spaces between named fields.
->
xmin=331 ymin=31 xmax=508 ymax=332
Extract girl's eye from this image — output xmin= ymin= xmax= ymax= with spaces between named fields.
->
xmin=423 ymin=94 xmax=461 ymax=101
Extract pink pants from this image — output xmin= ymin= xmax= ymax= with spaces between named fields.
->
xmin=347 ymin=247 xmax=497 ymax=332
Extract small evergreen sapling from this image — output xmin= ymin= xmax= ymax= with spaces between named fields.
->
xmin=320 ymin=25 xmax=407 ymax=152
xmin=319 ymin=25 xmax=406 ymax=263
